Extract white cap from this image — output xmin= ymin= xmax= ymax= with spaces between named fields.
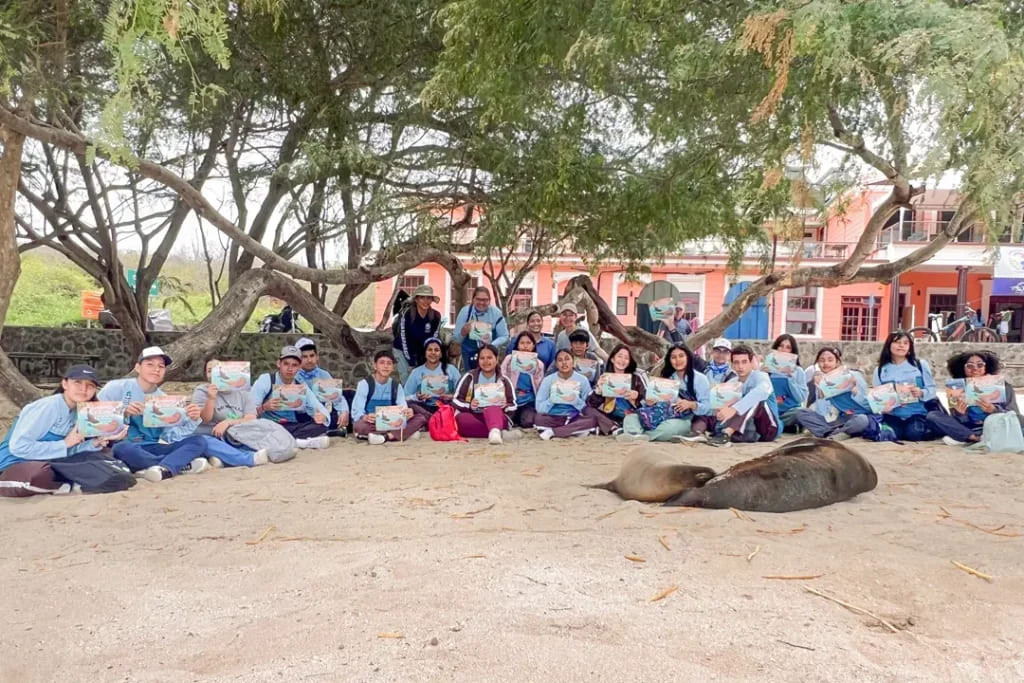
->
xmin=295 ymin=337 xmax=316 ymax=351
xmin=711 ymin=338 xmax=732 ymax=351
xmin=137 ymin=346 xmax=172 ymax=366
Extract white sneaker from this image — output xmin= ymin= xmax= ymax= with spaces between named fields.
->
xmin=675 ymin=433 xmax=708 ymax=443
xmin=252 ymin=449 xmax=269 ymax=466
xmin=488 ymin=428 xmax=503 ymax=445
xmin=830 ymin=432 xmax=852 ymax=442
xmin=208 ymin=456 xmax=225 ymax=468
xmin=142 ymin=465 xmax=171 ymax=482
xmin=617 ymin=432 xmax=650 ymax=442
xmin=942 ymin=436 xmax=966 ymax=447
xmin=299 ymin=435 xmax=330 ymax=450
xmin=368 ymin=433 xmax=386 ymax=445
xmin=539 ymin=428 xmax=554 ymax=441
xmin=501 ymin=429 xmax=523 ymax=441
xmin=410 ymin=431 xmax=421 ymax=441
xmin=182 ymin=458 xmax=209 ymax=475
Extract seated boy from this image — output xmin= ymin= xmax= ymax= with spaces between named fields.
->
xmin=705 ymin=338 xmax=738 ymax=385
xmin=251 ymin=346 xmax=331 ymax=449
xmin=295 ymin=337 xmax=351 ymax=437
xmin=352 ymin=351 xmax=427 ymax=444
xmin=561 ymin=329 xmax=604 ymax=384
xmin=708 ymin=344 xmax=780 ymax=446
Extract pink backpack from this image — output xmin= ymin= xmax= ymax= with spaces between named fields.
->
xmin=429 ymin=404 xmax=465 ymax=441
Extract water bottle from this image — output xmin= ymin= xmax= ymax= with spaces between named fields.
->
xmin=122 ymin=390 xmax=132 ymax=425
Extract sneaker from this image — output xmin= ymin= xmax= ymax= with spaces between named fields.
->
xmin=707 ymin=433 xmax=732 ymax=448
xmin=181 ymin=458 xmax=209 ymax=475
xmin=615 ymin=431 xmax=650 ymax=442
xmin=300 ymin=435 xmax=330 ymax=450
xmin=829 ymin=432 xmax=852 ymax=442
xmin=208 ymin=456 xmax=225 ymax=469
xmin=942 ymin=436 xmax=966 ymax=447
xmin=674 ymin=433 xmax=708 ymax=444
xmin=539 ymin=428 xmax=555 ymax=441
xmin=488 ymin=428 xmax=503 ymax=445
xmin=326 ymin=428 xmax=347 ymax=438
xmin=143 ymin=465 xmax=172 ymax=482
xmin=410 ymin=431 xmax=422 ymax=441
xmin=610 ymin=427 xmax=624 ymax=437
xmin=252 ymin=449 xmax=269 ymax=466
xmin=501 ymin=429 xmax=523 ymax=441
xmin=368 ymin=433 xmax=386 ymax=445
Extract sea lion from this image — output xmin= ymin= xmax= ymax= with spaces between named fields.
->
xmin=664 ymin=437 xmax=877 ymax=512
xmin=587 ymin=451 xmax=717 ymax=502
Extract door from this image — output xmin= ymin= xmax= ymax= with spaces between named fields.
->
xmin=722 ymin=281 xmax=768 ymax=340
xmin=988 ymin=296 xmax=1024 ymax=342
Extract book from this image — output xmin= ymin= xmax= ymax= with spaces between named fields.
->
xmin=600 ymin=373 xmax=633 ymax=398
xmin=945 ymin=379 xmax=967 ymax=406
xmin=76 ymin=401 xmax=125 ymax=437
xmin=550 ymin=379 xmax=582 ymax=405
xmin=272 ymin=384 xmax=307 ymax=410
xmin=574 ymin=358 xmax=600 ymax=380
xmin=311 ymin=378 xmax=343 ymax=405
xmin=818 ymin=368 xmax=857 ymax=399
xmin=142 ymin=395 xmax=189 ymax=428
xmin=966 ymin=375 xmax=1006 ymax=405
xmin=647 ymin=377 xmax=681 ymax=403
xmin=468 ymin=321 xmax=493 ymax=343
xmin=866 ymin=384 xmax=900 ymax=414
xmin=210 ymin=361 xmax=251 ymax=391
xmin=510 ymin=351 xmax=539 ymax=373
xmin=710 ymin=381 xmax=743 ymax=410
xmin=474 ymin=382 xmax=507 ymax=408
xmin=419 ymin=374 xmax=449 ymax=397
xmin=763 ymin=351 xmax=799 ymax=375
xmin=650 ymin=297 xmax=676 ymax=321
xmin=375 ymin=405 xmax=407 ymax=431
xmin=895 ymin=383 xmax=919 ymax=405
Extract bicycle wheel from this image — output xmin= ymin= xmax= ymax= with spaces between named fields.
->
xmin=907 ymin=327 xmax=938 ymax=342
xmin=963 ymin=327 xmax=1000 ymax=344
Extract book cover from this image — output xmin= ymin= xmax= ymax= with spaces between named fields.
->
xmin=272 ymin=384 xmax=307 ymax=410
xmin=866 ymin=384 xmax=899 ymax=414
xmin=210 ymin=361 xmax=250 ymax=391
xmin=709 ymin=381 xmax=743 ymax=410
xmin=763 ymin=351 xmax=799 ymax=375
xmin=649 ymin=297 xmax=676 ymax=321
xmin=945 ymin=379 xmax=966 ymax=406
xmin=574 ymin=358 xmax=599 ymax=380
xmin=76 ymin=401 xmax=125 ymax=437
xmin=647 ymin=377 xmax=681 ymax=403
xmin=312 ymin=378 xmax=343 ymax=404
xmin=550 ymin=379 xmax=582 ymax=404
xmin=474 ymin=382 xmax=507 ymax=407
xmin=966 ymin=375 xmax=1006 ymax=405
xmin=142 ymin=395 xmax=188 ymax=428
xmin=510 ymin=351 xmax=539 ymax=373
xmin=600 ymin=373 xmax=632 ymax=398
xmin=895 ymin=383 xmax=919 ymax=405
xmin=468 ymin=321 xmax=493 ymax=343
xmin=419 ymin=374 xmax=449 ymax=397
xmin=375 ymin=405 xmax=407 ymax=431
xmin=818 ymin=368 xmax=857 ymax=399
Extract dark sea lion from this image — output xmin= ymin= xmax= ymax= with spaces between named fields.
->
xmin=587 ymin=451 xmax=717 ymax=502
xmin=664 ymin=437 xmax=877 ymax=512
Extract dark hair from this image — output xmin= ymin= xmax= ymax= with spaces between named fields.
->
xmin=606 ymin=344 xmax=638 ymax=374
xmin=815 ymin=346 xmax=842 ymax=364
xmin=476 ymin=343 xmax=500 ymax=363
xmin=54 ymin=379 xmax=100 ymax=400
xmin=568 ymin=329 xmax=590 ymax=344
xmin=771 ymin=334 xmax=800 ymax=359
xmin=662 ymin=343 xmax=696 ymax=397
xmin=471 ymin=286 xmax=490 ymax=300
xmin=423 ymin=338 xmax=449 ymax=373
xmin=512 ymin=330 xmax=537 ymax=352
xmin=298 ymin=342 xmax=317 ymax=353
xmin=878 ymin=332 xmax=920 ymax=369
xmin=554 ymin=349 xmax=574 ymax=366
xmin=947 ymin=351 xmax=999 ymax=379
xmin=731 ymin=344 xmax=755 ymax=361
xmin=526 ymin=310 xmax=544 ymax=323
xmin=374 ymin=349 xmax=396 ymax=363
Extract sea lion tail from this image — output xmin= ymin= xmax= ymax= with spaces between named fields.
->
xmin=583 ymin=482 xmax=617 ymax=494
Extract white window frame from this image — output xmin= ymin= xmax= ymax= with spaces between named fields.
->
xmin=781 ymin=286 xmax=824 ymax=339
xmin=664 ymin=274 xmax=706 ymax=323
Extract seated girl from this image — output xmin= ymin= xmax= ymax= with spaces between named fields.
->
xmin=192 ymin=360 xmax=270 ymax=468
xmin=535 ymin=350 xmax=599 ymax=440
xmin=871 ymin=332 xmax=938 ymax=442
xmin=792 ymin=347 xmax=873 ymax=440
xmin=620 ymin=343 xmax=711 ymax=442
xmin=766 ymin=334 xmax=809 ymax=430
xmin=927 ymin=351 xmax=1022 ymax=446
xmin=403 ymin=338 xmax=462 ymax=420
xmin=587 ymin=344 xmax=646 ymax=435
xmin=451 ymin=344 xmax=518 ymax=444
xmin=499 ymin=331 xmax=546 ymax=428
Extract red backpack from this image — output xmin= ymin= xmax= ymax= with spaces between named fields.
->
xmin=429 ymin=403 xmax=465 ymax=441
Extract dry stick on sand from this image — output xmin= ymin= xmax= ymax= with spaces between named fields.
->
xmin=596 ymin=505 xmax=630 ymax=521
xmin=659 ymin=536 xmax=672 ymax=551
xmin=245 ymin=525 xmax=276 ymax=546
xmin=625 ymin=555 xmax=646 ymax=563
xmin=763 ymin=574 xmax=825 ymax=580
xmin=951 ymin=560 xmax=994 ymax=582
xmin=378 ymin=633 xmax=404 ymax=639
xmin=730 ymin=507 xmax=754 ymax=522
xmin=955 ymin=520 xmax=1022 ymax=538
xmin=450 ymin=503 xmax=496 ymax=519
xmin=649 ymin=586 xmax=679 ymax=603
xmin=746 ymin=546 xmax=761 ymax=563
xmin=803 ymin=586 xmax=901 ymax=634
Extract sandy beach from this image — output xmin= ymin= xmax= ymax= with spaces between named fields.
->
xmin=1 ymin=423 xmax=1023 ymax=682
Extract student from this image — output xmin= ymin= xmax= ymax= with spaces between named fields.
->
xmin=392 ymin=285 xmax=443 ymax=382
xmin=792 ymin=347 xmax=873 ymax=440
xmin=404 ymin=337 xmax=462 ymax=420
xmin=707 ymin=344 xmax=780 ymax=446
xmin=535 ymin=350 xmax=599 ymax=440
xmin=295 ymin=337 xmax=351 ymax=437
xmin=661 ymin=303 xmax=693 ymax=343
xmin=353 ymin=350 xmax=427 ymax=444
xmin=705 ymin=338 xmax=738 ymax=385
xmin=192 ymin=360 xmax=269 ymax=468
xmin=767 ymin=334 xmax=809 ymax=430
xmin=99 ymin=347 xmax=210 ymax=481
xmin=871 ymin=332 xmax=938 ymax=442
xmin=499 ymin=331 xmax=546 ymax=428
xmin=554 ymin=303 xmax=609 ymax=362
xmin=525 ymin=310 xmax=557 ymax=369
xmin=621 ymin=343 xmax=711 ymax=442
xmin=251 ymin=346 xmax=332 ymax=449
xmin=588 ymin=344 xmax=646 ymax=435
xmin=565 ymin=329 xmax=604 ymax=384
xmin=927 ymin=351 xmax=1021 ymax=446
xmin=452 ymin=344 xmax=518 ymax=443
xmin=0 ymin=365 xmax=125 ymax=497
xmin=452 ymin=286 xmax=510 ymax=371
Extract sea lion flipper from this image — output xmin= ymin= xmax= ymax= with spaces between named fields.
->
xmin=583 ymin=481 xmax=618 ymax=494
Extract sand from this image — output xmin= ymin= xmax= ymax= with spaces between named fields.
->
xmin=1 ymin=428 xmax=1023 ymax=682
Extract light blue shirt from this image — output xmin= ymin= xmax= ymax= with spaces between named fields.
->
xmin=872 ymin=360 xmax=936 ymax=418
xmin=537 ymin=371 xmax=592 ymax=416
xmin=453 ymin=305 xmax=510 ymax=351
xmin=731 ymin=370 xmax=774 ymax=416
xmin=0 ymin=394 xmax=104 ymax=472
xmin=814 ymin=371 xmax=870 ymax=418
xmin=403 ymin=364 xmax=461 ymax=406
xmin=296 ymin=366 xmax=351 ymax=415
xmin=250 ymin=372 xmax=330 ymax=424
xmin=770 ymin=367 xmax=809 ymax=413
xmin=667 ymin=370 xmax=713 ymax=417
xmin=98 ymin=378 xmax=199 ymax=444
xmin=352 ymin=377 xmax=409 ymax=421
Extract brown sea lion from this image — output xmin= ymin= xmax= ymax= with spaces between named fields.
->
xmin=664 ymin=437 xmax=877 ymax=512
xmin=586 ymin=452 xmax=716 ymax=502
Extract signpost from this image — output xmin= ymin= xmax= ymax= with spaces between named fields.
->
xmin=126 ymin=269 xmax=160 ymax=297
xmin=80 ymin=291 xmax=103 ymax=320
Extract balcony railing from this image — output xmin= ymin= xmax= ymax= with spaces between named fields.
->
xmin=678 ymin=238 xmax=876 ymax=260
xmin=876 ymin=218 xmax=1024 ymax=247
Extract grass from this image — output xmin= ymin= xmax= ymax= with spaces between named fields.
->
xmin=8 ymin=250 xmax=378 ymax=331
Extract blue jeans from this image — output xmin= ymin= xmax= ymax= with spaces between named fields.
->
xmin=881 ymin=414 xmax=936 ymax=442
xmin=200 ymin=435 xmax=256 ymax=467
xmin=112 ymin=435 xmax=207 ymax=474
xmin=925 ymin=411 xmax=981 ymax=442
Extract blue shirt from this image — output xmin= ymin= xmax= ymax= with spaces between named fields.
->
xmin=250 ymin=372 xmax=330 ymax=424
xmin=813 ymin=371 xmax=870 ymax=418
xmin=403 ymin=364 xmax=461 ymax=407
xmin=537 ymin=372 xmax=592 ymax=416
xmin=706 ymin=363 xmax=737 ymax=386
xmin=352 ymin=377 xmax=408 ymax=421
xmin=535 ymin=336 xmax=556 ymax=370
xmin=0 ymin=394 xmax=104 ymax=472
xmin=769 ymin=367 xmax=809 ymax=413
xmin=516 ymin=372 xmax=536 ymax=406
xmin=295 ymin=366 xmax=351 ymax=415
xmin=98 ymin=378 xmax=200 ymax=444
xmin=872 ymin=360 xmax=936 ymax=418
xmin=666 ymin=370 xmax=713 ymax=417
xmin=731 ymin=370 xmax=780 ymax=437
xmin=453 ymin=305 xmax=510 ymax=352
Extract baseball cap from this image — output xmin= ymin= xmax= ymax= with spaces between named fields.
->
xmin=559 ymin=303 xmax=578 ymax=315
xmin=711 ymin=338 xmax=732 ymax=351
xmin=137 ymin=346 xmax=172 ymax=366
xmin=279 ymin=345 xmax=301 ymax=361
xmin=64 ymin=363 xmax=100 ymax=385
xmin=295 ymin=337 xmax=317 ymax=351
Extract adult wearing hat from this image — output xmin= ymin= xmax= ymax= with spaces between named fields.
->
xmin=554 ymin=303 xmax=609 ymax=363
xmin=392 ymin=284 xmax=443 ymax=383
xmin=453 ymin=286 xmax=510 ymax=371
xmin=0 ymin=364 xmax=128 ymax=496
xmin=294 ymin=337 xmax=350 ymax=437
xmin=251 ymin=345 xmax=332 ymax=449
xmin=705 ymin=338 xmax=738 ymax=386
xmin=99 ymin=346 xmax=210 ymax=482
xmin=660 ymin=302 xmax=693 ymax=343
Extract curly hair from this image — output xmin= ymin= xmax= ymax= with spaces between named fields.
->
xmin=947 ymin=350 xmax=1000 ymax=379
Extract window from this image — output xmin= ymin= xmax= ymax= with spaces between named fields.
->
xmin=840 ymin=296 xmax=881 ymax=341
xmin=928 ymin=294 xmax=958 ymax=325
xmin=397 ymin=274 xmax=425 ymax=294
xmin=451 ymin=277 xmax=479 ymax=321
xmin=785 ymin=286 xmax=819 ymax=336
xmin=510 ymin=288 xmax=533 ymax=312
xmin=616 ymin=296 xmax=628 ymax=315
xmin=677 ymin=291 xmax=700 ymax=321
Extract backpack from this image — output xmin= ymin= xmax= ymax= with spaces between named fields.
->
xmin=48 ymin=454 xmax=137 ymax=494
xmin=967 ymin=412 xmax=1024 ymax=454
xmin=429 ymin=404 xmax=465 ymax=442
xmin=226 ymin=420 xmax=298 ymax=463
xmin=361 ymin=377 xmax=398 ymax=407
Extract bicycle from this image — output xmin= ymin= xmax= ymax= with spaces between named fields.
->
xmin=908 ymin=305 xmax=999 ymax=343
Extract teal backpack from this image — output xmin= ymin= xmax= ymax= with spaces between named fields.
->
xmin=967 ymin=412 xmax=1024 ymax=454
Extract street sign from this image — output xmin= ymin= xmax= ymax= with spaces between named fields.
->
xmin=126 ymin=269 xmax=160 ymax=296
xmin=81 ymin=291 xmax=103 ymax=320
